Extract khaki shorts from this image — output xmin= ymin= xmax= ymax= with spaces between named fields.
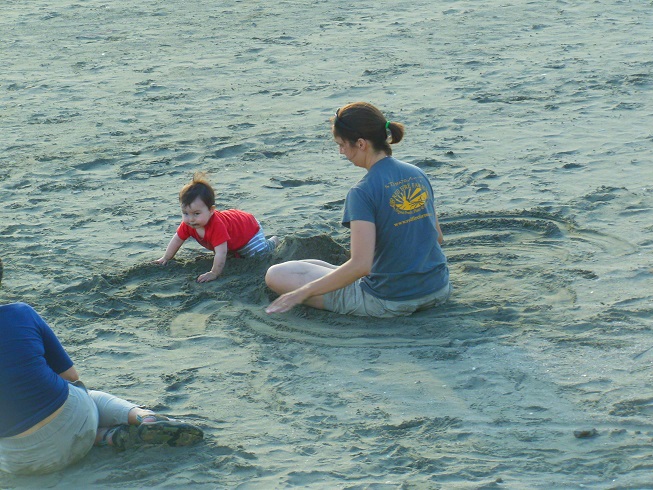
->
xmin=323 ymin=280 xmax=452 ymax=318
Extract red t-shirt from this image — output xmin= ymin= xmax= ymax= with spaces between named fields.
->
xmin=176 ymin=209 xmax=260 ymax=251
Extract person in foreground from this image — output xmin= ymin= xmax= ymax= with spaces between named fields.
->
xmin=265 ymin=102 xmax=451 ymax=318
xmin=154 ymin=172 xmax=279 ymax=283
xmin=0 ymin=259 xmax=203 ymax=476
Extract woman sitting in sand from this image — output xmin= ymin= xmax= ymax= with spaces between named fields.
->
xmin=265 ymin=102 xmax=451 ymax=318
xmin=0 ymin=259 xmax=203 ymax=476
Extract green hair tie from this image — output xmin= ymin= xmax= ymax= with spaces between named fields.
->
xmin=385 ymin=121 xmax=390 ymax=129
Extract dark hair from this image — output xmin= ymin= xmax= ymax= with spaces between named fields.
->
xmin=332 ymin=102 xmax=405 ymax=155
xmin=179 ymin=172 xmax=215 ymax=209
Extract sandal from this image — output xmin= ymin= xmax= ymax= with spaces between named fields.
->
xmin=103 ymin=424 xmax=139 ymax=452
xmin=101 ymin=414 xmax=203 ymax=450
xmin=138 ymin=413 xmax=204 ymax=447
xmin=137 ymin=420 xmax=204 ymax=447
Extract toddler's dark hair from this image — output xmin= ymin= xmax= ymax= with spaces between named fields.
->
xmin=179 ymin=172 xmax=215 ymax=209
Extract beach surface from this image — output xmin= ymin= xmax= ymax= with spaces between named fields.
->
xmin=1 ymin=1 xmax=653 ymax=488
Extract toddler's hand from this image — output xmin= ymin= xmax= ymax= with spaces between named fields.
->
xmin=197 ymin=271 xmax=218 ymax=283
xmin=153 ymin=257 xmax=169 ymax=265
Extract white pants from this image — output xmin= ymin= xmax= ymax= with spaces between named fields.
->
xmin=0 ymin=382 xmax=136 ymax=475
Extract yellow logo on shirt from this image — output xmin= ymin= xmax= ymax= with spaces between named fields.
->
xmin=390 ymin=183 xmax=428 ymax=214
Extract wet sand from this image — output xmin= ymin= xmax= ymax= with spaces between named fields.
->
xmin=1 ymin=0 xmax=653 ymax=488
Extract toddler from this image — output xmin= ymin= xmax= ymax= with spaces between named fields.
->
xmin=155 ymin=172 xmax=278 ymax=283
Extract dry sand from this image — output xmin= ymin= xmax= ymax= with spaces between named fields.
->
xmin=1 ymin=0 xmax=653 ymax=488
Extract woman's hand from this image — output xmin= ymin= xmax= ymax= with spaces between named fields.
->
xmin=265 ymin=288 xmax=311 ymax=314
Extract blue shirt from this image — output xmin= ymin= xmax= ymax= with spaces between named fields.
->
xmin=342 ymin=157 xmax=449 ymax=301
xmin=0 ymin=303 xmax=73 ymax=437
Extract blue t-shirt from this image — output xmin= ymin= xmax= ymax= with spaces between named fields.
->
xmin=342 ymin=157 xmax=449 ymax=301
xmin=0 ymin=303 xmax=73 ymax=437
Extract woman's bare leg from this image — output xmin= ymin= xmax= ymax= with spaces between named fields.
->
xmin=300 ymin=259 xmax=338 ymax=269
xmin=265 ymin=260 xmax=338 ymax=309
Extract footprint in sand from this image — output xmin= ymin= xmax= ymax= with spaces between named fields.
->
xmin=169 ymin=300 xmax=228 ymax=338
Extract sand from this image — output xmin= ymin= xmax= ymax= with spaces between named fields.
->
xmin=1 ymin=0 xmax=653 ymax=488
